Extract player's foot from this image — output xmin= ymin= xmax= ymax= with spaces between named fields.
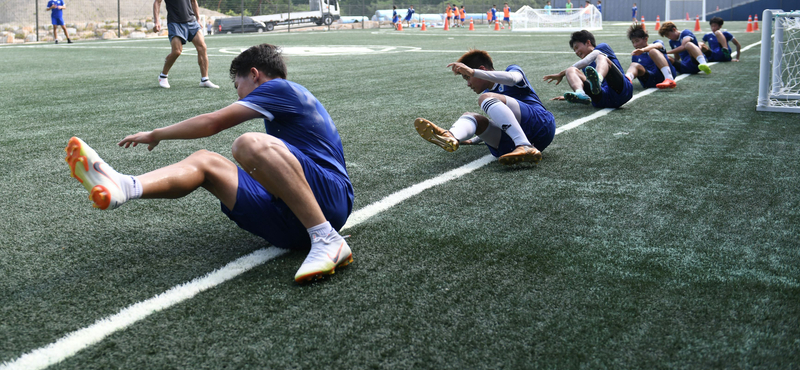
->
xmin=199 ymin=80 xmax=219 ymax=88
xmin=584 ymin=66 xmax=603 ymax=95
xmin=65 ymin=137 xmax=126 ymax=210
xmin=698 ymin=64 xmax=711 ymax=74
xmin=54 ymin=40 xmax=58 ymax=44
xmin=564 ymin=91 xmax=591 ymax=105
xmin=295 ymin=232 xmax=353 ymax=283
xmin=67 ymin=38 xmax=73 ymax=44
xmin=498 ymin=145 xmax=542 ymax=165
xmin=158 ymin=76 xmax=170 ymax=88
xmin=722 ymin=48 xmax=731 ymax=60
xmin=656 ymin=78 xmax=677 ymax=89
xmin=414 ymin=118 xmax=459 ymax=152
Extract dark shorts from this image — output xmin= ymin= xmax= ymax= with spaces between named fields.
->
xmin=592 ymin=78 xmax=634 ymax=108
xmin=488 ymin=104 xmax=556 ymax=156
xmin=168 ymin=20 xmax=201 ymax=44
xmin=638 ymin=67 xmax=664 ymax=88
xmin=221 ymin=141 xmax=354 ymax=250
xmin=503 ymin=17 xmax=510 ymax=21
xmin=708 ymin=48 xmax=732 ymax=62
xmin=676 ymin=57 xmax=701 ymax=74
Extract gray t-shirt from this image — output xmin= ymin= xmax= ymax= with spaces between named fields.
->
xmin=164 ymin=0 xmax=195 ymax=24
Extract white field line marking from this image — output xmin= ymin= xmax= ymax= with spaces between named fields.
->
xmin=0 ymin=39 xmax=762 ymax=370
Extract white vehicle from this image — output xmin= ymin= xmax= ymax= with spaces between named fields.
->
xmin=251 ymin=0 xmax=340 ymax=31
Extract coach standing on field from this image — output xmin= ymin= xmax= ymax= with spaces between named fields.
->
xmin=153 ymin=0 xmax=219 ymax=89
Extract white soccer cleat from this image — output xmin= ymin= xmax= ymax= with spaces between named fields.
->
xmin=158 ymin=76 xmax=170 ymax=88
xmin=65 ymin=137 xmax=126 ymax=210
xmin=199 ymin=80 xmax=219 ymax=88
xmin=295 ymin=231 xmax=353 ymax=283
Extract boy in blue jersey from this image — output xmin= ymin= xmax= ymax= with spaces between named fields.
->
xmin=700 ymin=17 xmax=742 ymax=62
xmin=414 ymin=50 xmax=556 ymax=165
xmin=64 ymin=44 xmax=354 ymax=284
xmin=404 ymin=5 xmax=415 ymax=27
xmin=658 ymin=21 xmax=711 ymax=74
xmin=543 ymin=30 xmax=634 ymax=108
xmin=625 ymin=23 xmax=678 ymax=89
xmin=632 ymin=3 xmax=637 ymax=22
xmin=392 ymin=5 xmax=400 ymax=29
xmin=46 ymin=0 xmax=72 ymax=44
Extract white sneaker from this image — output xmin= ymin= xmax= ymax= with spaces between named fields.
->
xmin=199 ymin=79 xmax=219 ymax=88
xmin=65 ymin=137 xmax=127 ymax=210
xmin=294 ymin=231 xmax=353 ymax=283
xmin=158 ymin=76 xmax=170 ymax=88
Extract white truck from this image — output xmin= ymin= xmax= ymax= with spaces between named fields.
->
xmin=251 ymin=0 xmax=341 ymax=31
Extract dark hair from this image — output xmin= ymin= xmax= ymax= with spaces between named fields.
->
xmin=658 ymin=21 xmax=677 ymax=37
xmin=569 ymin=30 xmax=596 ymax=48
xmin=627 ymin=23 xmax=648 ymax=40
xmin=229 ymin=43 xmax=287 ymax=81
xmin=458 ymin=49 xmax=494 ymax=70
xmin=709 ymin=16 xmax=724 ymax=26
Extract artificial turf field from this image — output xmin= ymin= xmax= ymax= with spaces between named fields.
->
xmin=1 ymin=21 xmax=798 ymax=369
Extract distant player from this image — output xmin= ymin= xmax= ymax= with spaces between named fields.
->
xmin=404 ymin=5 xmax=415 ymax=27
xmin=64 ymin=44 xmax=354 ymax=284
xmin=460 ymin=5 xmax=466 ymax=26
xmin=452 ymin=4 xmax=461 ymax=27
xmin=503 ymin=3 xmax=511 ymax=28
xmin=632 ymin=3 xmax=638 ymax=22
xmin=446 ymin=4 xmax=453 ymax=27
xmin=543 ymin=30 xmax=634 ymax=108
xmin=625 ymin=23 xmax=678 ymax=89
xmin=544 ymin=1 xmax=552 ymax=14
xmin=490 ymin=5 xmax=498 ymax=24
xmin=392 ymin=5 xmax=400 ymax=29
xmin=414 ymin=50 xmax=555 ymax=166
xmin=566 ymin=0 xmax=573 ymax=13
xmin=46 ymin=0 xmax=72 ymax=44
xmin=659 ymin=21 xmax=712 ymax=74
xmin=700 ymin=17 xmax=742 ymax=62
xmin=153 ymin=0 xmax=219 ymax=89
xmin=597 ymin=0 xmax=602 ymax=13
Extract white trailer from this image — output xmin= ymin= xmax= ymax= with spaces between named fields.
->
xmin=251 ymin=0 xmax=340 ymax=31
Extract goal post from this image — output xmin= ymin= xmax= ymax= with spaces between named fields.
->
xmin=511 ymin=4 xmax=602 ymax=32
xmin=665 ymin=0 xmax=706 ymax=21
xmin=757 ymin=9 xmax=800 ymax=113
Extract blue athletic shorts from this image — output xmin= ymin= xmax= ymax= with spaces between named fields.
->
xmin=220 ymin=141 xmax=354 ymax=250
xmin=675 ymin=57 xmax=701 ymax=74
xmin=592 ymin=78 xmax=634 ymax=108
xmin=51 ymin=15 xmax=65 ymax=26
xmin=638 ymin=67 xmax=664 ymax=89
xmin=487 ymin=104 xmax=556 ymax=157
xmin=168 ymin=20 xmax=201 ymax=44
xmin=503 ymin=17 xmax=510 ymax=21
xmin=708 ymin=48 xmax=732 ymax=62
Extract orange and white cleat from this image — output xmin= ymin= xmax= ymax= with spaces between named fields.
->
xmin=414 ymin=118 xmax=459 ymax=152
xmin=498 ymin=145 xmax=542 ymax=165
xmin=656 ymin=78 xmax=677 ymax=89
xmin=65 ymin=137 xmax=126 ymax=210
xmin=295 ymin=232 xmax=353 ymax=283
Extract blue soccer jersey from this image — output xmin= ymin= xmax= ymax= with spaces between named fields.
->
xmin=404 ymin=8 xmax=415 ymax=21
xmin=703 ymin=31 xmax=734 ymax=61
xmin=483 ymin=65 xmax=556 ymax=155
xmin=48 ymin=0 xmax=65 ymax=25
xmin=491 ymin=8 xmax=497 ymax=20
xmin=631 ymin=40 xmax=677 ymax=88
xmin=669 ymin=30 xmax=699 ymax=62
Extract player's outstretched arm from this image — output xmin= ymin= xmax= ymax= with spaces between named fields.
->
xmin=447 ymin=62 xmax=475 ymax=77
xmin=633 ymin=42 xmax=663 ymax=55
xmin=732 ymin=38 xmax=742 ymax=61
xmin=543 ymin=70 xmax=566 ymax=85
xmin=118 ymin=103 xmax=262 ymax=151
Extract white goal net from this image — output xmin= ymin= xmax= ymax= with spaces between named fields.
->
xmin=757 ymin=9 xmax=800 ymax=113
xmin=511 ymin=4 xmax=602 ymax=32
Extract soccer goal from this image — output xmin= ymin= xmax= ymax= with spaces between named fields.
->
xmin=511 ymin=5 xmax=602 ymax=32
xmin=757 ymin=9 xmax=800 ymax=113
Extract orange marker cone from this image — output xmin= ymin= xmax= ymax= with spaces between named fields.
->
xmin=694 ymin=15 xmax=701 ymax=31
xmin=746 ymin=15 xmax=753 ymax=32
xmin=641 ymin=16 xmax=646 ymax=32
xmin=494 ymin=19 xmax=500 ymax=30
xmin=397 ymin=21 xmax=403 ymax=31
xmin=655 ymin=15 xmax=660 ymax=31
xmin=469 ymin=18 xmax=475 ymax=31
xmin=444 ymin=18 xmax=450 ymax=30
xmin=686 ymin=13 xmax=690 ymax=21
xmin=421 ymin=19 xmax=427 ymax=31
xmin=754 ymin=14 xmax=759 ymax=31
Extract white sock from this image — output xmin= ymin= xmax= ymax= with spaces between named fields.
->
xmin=575 ymin=88 xmax=586 ymax=96
xmin=102 ymin=163 xmax=142 ymax=200
xmin=696 ymin=55 xmax=708 ymax=65
xmin=660 ymin=66 xmax=674 ymax=80
xmin=307 ymin=221 xmax=335 ymax=241
xmin=480 ymin=98 xmax=531 ymax=147
xmin=201 ymin=76 xmax=209 ymax=82
xmin=159 ymin=73 xmax=168 ymax=79
xmin=625 ymin=72 xmax=635 ymax=82
xmin=448 ymin=115 xmax=478 ymax=141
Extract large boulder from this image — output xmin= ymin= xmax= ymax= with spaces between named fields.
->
xmin=128 ymin=31 xmax=146 ymax=39
xmin=101 ymin=31 xmax=117 ymax=39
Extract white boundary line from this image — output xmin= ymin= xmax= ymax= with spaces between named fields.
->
xmin=0 ymin=40 xmax=762 ymax=370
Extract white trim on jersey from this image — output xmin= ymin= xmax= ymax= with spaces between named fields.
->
xmin=234 ymin=101 xmax=274 ymax=121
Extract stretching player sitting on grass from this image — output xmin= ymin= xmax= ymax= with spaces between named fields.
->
xmin=700 ymin=17 xmax=742 ymax=62
xmin=658 ymin=21 xmax=711 ymax=75
xmin=625 ymin=23 xmax=678 ymax=89
xmin=64 ymin=44 xmax=354 ymax=284
xmin=414 ymin=49 xmax=555 ymax=165
xmin=543 ymin=30 xmax=634 ymax=108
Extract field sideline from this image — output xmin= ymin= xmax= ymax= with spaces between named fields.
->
xmin=1 ymin=23 xmax=798 ymax=369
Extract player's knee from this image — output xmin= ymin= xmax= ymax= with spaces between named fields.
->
xmin=231 ymin=133 xmax=283 ymax=164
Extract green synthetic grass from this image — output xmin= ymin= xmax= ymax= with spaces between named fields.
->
xmin=1 ymin=24 xmax=799 ymax=369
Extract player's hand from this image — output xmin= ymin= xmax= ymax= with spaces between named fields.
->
xmin=447 ymin=62 xmax=474 ymax=77
xmin=632 ymin=49 xmax=644 ymax=56
xmin=732 ymin=58 xmax=739 ymax=62
xmin=118 ymin=131 xmax=160 ymax=151
xmin=154 ymin=23 xmax=161 ymax=32
xmin=551 ymin=96 xmax=565 ymax=101
xmin=543 ymin=73 xmax=563 ymax=85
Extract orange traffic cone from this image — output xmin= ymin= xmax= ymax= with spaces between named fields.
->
xmin=494 ymin=19 xmax=500 ymax=30
xmin=694 ymin=15 xmax=701 ymax=31
xmin=421 ymin=18 xmax=427 ymax=31
xmin=397 ymin=21 xmax=403 ymax=31
xmin=655 ymin=15 xmax=660 ymax=31
xmin=746 ymin=15 xmax=753 ymax=32
xmin=754 ymin=14 xmax=759 ymax=31
xmin=444 ymin=18 xmax=450 ymax=30
xmin=469 ymin=18 xmax=475 ymax=31
xmin=641 ymin=16 xmax=646 ymax=32
xmin=686 ymin=13 xmax=690 ymax=21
